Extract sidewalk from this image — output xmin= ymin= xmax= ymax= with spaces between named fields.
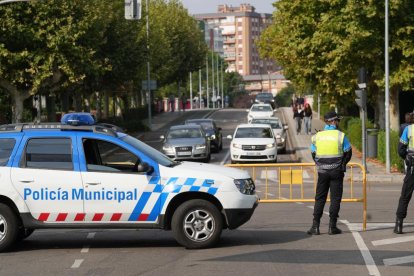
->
xmin=280 ymin=107 xmax=405 ymax=184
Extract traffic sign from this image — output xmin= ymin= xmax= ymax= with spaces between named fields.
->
xmin=142 ymin=80 xmax=157 ymax=90
xmin=125 ymin=0 xmax=141 ymax=20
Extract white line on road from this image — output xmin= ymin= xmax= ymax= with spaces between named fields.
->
xmin=383 ymin=255 xmax=414 ymax=266
xmin=372 ymin=235 xmax=414 ymax=246
xmin=81 ymin=246 xmax=90 ymax=253
xmin=71 ymin=259 xmax=84 ymax=269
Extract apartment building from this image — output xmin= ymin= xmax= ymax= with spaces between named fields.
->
xmin=195 ymin=4 xmax=278 ymax=76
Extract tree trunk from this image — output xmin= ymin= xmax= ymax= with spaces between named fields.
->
xmin=12 ymin=93 xmax=25 ymax=123
xmin=73 ymin=91 xmax=82 ymax=112
xmin=46 ymin=94 xmax=56 ymax=122
xmin=375 ymin=88 xmax=385 ymax=129
xmin=61 ymin=90 xmax=70 ymax=113
xmin=96 ymin=92 xmax=102 ymax=120
xmin=103 ymin=90 xmax=109 ymax=119
xmin=390 ymin=86 xmax=400 ymax=131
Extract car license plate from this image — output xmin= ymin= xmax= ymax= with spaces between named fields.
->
xmin=177 ymin=151 xmax=191 ymax=156
xmin=245 ymin=152 xmax=261 ymax=156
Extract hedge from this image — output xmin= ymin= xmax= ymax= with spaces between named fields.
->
xmin=377 ymin=130 xmax=404 ymax=172
xmin=342 ymin=117 xmax=374 ymax=152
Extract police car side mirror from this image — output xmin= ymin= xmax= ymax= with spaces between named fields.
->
xmin=137 ymin=162 xmax=154 ymax=174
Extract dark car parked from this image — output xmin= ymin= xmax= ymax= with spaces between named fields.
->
xmin=185 ymin=119 xmax=223 ymax=152
xmin=254 ymin=92 xmax=276 ymax=109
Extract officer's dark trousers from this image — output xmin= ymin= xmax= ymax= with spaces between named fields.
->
xmin=313 ymin=169 xmax=344 ymax=221
xmin=396 ymin=168 xmax=414 ymax=219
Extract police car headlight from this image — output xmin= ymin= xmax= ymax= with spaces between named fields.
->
xmin=232 ymin=143 xmax=242 ymax=149
xmin=266 ymin=143 xmax=275 ymax=148
xmin=234 ymin=179 xmax=255 ymax=195
xmin=195 ymin=144 xmax=206 ymax=150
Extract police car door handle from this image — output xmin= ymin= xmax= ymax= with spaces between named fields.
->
xmin=86 ymin=181 xmax=101 ymax=185
xmin=19 ymin=179 xmax=34 ymax=183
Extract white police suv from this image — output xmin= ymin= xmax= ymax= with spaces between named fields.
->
xmin=0 ymin=113 xmax=258 ymax=251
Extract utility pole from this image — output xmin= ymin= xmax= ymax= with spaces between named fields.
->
xmin=145 ymin=0 xmax=151 ymax=129
xmin=189 ymin=72 xmax=193 ymax=109
xmin=211 ymin=51 xmax=215 ymax=108
xmin=385 ymin=0 xmax=391 ymax=173
xmin=221 ymin=60 xmax=224 ymax=108
xmin=206 ymin=55 xmax=209 ymax=108
xmin=199 ymin=68 xmax=202 ymax=109
xmin=216 ymin=54 xmax=219 ymax=109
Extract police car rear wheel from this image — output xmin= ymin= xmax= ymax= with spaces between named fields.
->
xmin=172 ymin=199 xmax=222 ymax=249
xmin=0 ymin=204 xmax=19 ymax=252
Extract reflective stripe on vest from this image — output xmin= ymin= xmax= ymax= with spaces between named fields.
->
xmin=314 ymin=130 xmax=344 ymax=158
xmin=409 ymin=124 xmax=414 ymax=152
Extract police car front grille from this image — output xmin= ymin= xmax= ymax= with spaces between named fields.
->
xmin=242 ymin=145 xmax=266 ymax=151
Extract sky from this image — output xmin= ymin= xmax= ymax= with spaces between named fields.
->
xmin=180 ymin=1 xmax=275 ymax=14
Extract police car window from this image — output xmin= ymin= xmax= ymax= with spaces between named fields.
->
xmin=24 ymin=138 xmax=73 ymax=170
xmin=83 ymin=139 xmax=139 ymax=173
xmin=0 ymin=138 xmax=15 ymax=166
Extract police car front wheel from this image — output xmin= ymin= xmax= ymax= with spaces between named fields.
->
xmin=0 ymin=203 xmax=19 ymax=252
xmin=172 ymin=199 xmax=223 ymax=249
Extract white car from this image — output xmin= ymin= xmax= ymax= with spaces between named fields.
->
xmin=251 ymin=117 xmax=288 ymax=153
xmin=247 ymin=103 xmax=274 ymax=123
xmin=228 ymin=124 xmax=277 ymax=163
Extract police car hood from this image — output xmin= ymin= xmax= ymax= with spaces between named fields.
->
xmin=160 ymin=161 xmax=250 ymax=180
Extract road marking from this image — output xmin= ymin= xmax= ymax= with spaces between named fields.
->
xmin=71 ymin=259 xmax=84 ymax=269
xmin=260 ymin=170 xmax=278 ymax=180
xmin=347 ymin=223 xmax=414 ymax=232
xmin=372 ymin=235 xmax=414 ymax=246
xmin=87 ymin=232 xmax=96 ymax=239
xmin=81 ymin=246 xmax=90 ymax=253
xmin=383 ymin=255 xmax=414 ymax=266
xmin=303 ymin=170 xmax=311 ymax=179
xmin=349 ymin=229 xmax=380 ymax=275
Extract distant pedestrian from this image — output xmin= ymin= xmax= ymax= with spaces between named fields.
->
xmin=394 ymin=117 xmax=414 ymax=234
xmin=181 ymin=94 xmax=187 ymax=112
xmin=400 ymin=112 xmax=414 ymax=137
xmin=304 ymin=103 xmax=313 ymax=135
xmin=293 ymin=104 xmax=304 ymax=135
xmin=168 ymin=94 xmax=175 ymax=112
xmin=217 ymin=95 xmax=222 ymax=108
xmin=307 ymin=111 xmax=352 ymax=236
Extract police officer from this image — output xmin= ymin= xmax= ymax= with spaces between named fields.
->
xmin=394 ymin=116 xmax=414 ymax=234
xmin=307 ymin=111 xmax=352 ymax=235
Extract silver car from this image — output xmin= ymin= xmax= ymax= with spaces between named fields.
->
xmin=251 ymin=117 xmax=288 ymax=153
xmin=161 ymin=125 xmax=211 ymax=162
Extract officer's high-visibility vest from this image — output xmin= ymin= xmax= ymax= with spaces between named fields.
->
xmin=408 ymin=124 xmax=414 ymax=153
xmin=312 ymin=130 xmax=345 ymax=158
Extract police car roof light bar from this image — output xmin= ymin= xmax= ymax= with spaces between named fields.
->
xmin=0 ymin=123 xmax=117 ymax=137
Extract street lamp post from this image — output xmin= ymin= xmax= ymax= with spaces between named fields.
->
xmin=385 ymin=0 xmax=391 ymax=173
xmin=145 ymin=0 xmax=151 ymax=129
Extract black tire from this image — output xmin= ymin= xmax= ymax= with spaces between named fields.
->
xmin=0 ymin=203 xmax=19 ymax=252
xmin=17 ymin=228 xmax=34 ymax=242
xmin=203 ymin=153 xmax=211 ymax=163
xmin=171 ymin=199 xmax=223 ymax=249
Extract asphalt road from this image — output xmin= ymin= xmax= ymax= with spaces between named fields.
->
xmin=1 ymin=109 xmax=413 ymax=275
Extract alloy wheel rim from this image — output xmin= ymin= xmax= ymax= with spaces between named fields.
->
xmin=183 ymin=209 xmax=215 ymax=242
xmin=0 ymin=215 xmax=7 ymax=242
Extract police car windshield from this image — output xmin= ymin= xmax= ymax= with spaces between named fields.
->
xmin=251 ymin=119 xmax=282 ymax=129
xmin=121 ymin=135 xmax=177 ymax=167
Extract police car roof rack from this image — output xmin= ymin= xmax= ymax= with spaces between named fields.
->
xmin=0 ymin=123 xmax=118 ymax=137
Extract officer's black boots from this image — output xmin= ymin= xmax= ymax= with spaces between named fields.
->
xmin=307 ymin=219 xmax=320 ymax=235
xmin=328 ymin=218 xmax=342 ymax=235
xmin=394 ymin=218 xmax=403 ymax=234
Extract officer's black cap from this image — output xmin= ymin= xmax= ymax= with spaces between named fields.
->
xmin=324 ymin=111 xmax=342 ymax=122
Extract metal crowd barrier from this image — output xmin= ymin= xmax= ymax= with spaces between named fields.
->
xmin=225 ymin=162 xmax=367 ymax=231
